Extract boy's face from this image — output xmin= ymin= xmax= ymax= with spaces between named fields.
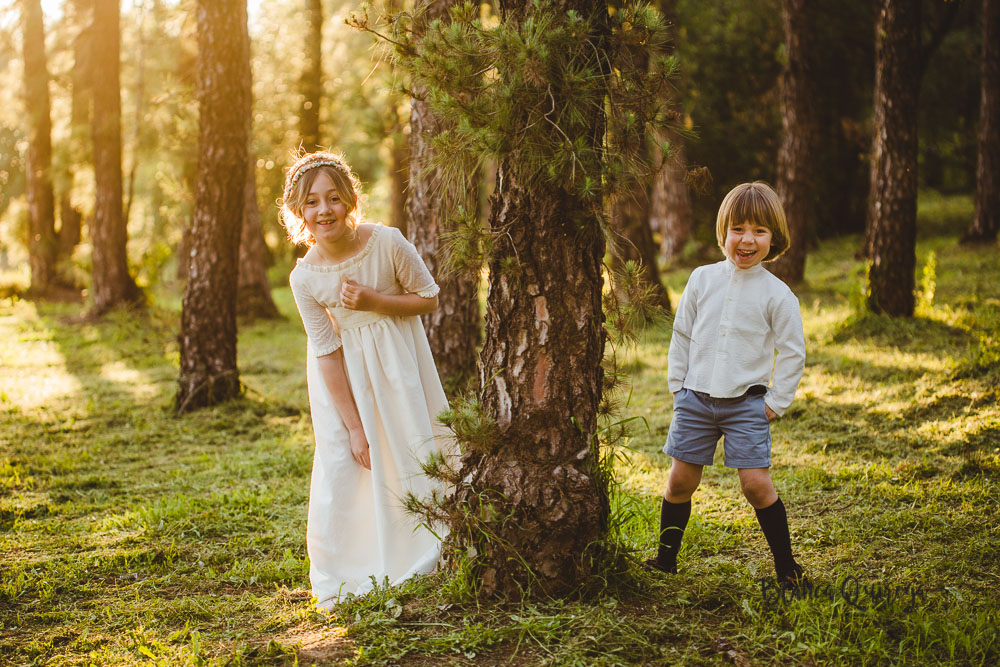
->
xmin=725 ymin=219 xmax=772 ymax=269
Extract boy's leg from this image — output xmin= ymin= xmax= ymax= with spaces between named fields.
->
xmin=738 ymin=467 xmax=803 ymax=585
xmin=648 ymin=460 xmax=703 ymax=573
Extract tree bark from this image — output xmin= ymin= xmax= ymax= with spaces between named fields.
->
xmin=390 ymin=127 xmax=410 ymax=235
xmin=237 ymin=158 xmax=281 ymax=320
xmin=176 ymin=0 xmax=251 ymax=412
xmin=90 ymin=0 xmax=143 ymax=313
xmin=864 ymin=0 xmax=920 ymax=317
xmin=21 ymin=0 xmax=58 ymax=293
xmin=299 ymin=0 xmax=323 ymax=151
xmin=649 ymin=0 xmax=691 ymax=263
xmin=769 ymin=0 xmax=820 ymax=285
xmin=963 ymin=0 xmax=1000 ymax=244
xmin=449 ymin=0 xmax=610 ymax=598
xmin=407 ymin=0 xmax=481 ymax=395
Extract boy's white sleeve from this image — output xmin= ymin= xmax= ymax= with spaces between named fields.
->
xmin=667 ymin=271 xmax=698 ymax=393
xmin=290 ymin=274 xmax=342 ymax=357
xmin=766 ymin=292 xmax=805 ymax=416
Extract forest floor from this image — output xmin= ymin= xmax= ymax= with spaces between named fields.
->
xmin=1 ymin=193 xmax=998 ymax=665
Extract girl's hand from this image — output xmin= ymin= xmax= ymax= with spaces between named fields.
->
xmin=340 ymin=279 xmax=380 ymax=312
xmin=765 ymin=405 xmax=778 ymax=422
xmin=349 ymin=428 xmax=371 ymax=469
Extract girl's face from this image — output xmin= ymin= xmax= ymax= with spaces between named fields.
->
xmin=725 ymin=219 xmax=772 ymax=269
xmin=302 ymin=171 xmax=351 ymax=245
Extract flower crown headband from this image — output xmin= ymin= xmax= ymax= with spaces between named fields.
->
xmin=282 ymin=155 xmax=350 ymax=203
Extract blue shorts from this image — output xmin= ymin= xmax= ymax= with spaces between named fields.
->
xmin=663 ymin=388 xmax=772 ymax=468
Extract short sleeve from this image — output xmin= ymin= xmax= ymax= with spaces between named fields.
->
xmin=389 ymin=226 xmax=440 ymax=298
xmin=289 ymin=273 xmax=342 ymax=357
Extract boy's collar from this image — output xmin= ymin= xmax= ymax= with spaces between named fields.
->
xmin=724 ymin=257 xmax=766 ymax=274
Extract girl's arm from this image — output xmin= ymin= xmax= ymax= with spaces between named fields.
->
xmin=340 ymin=279 xmax=438 ymax=316
xmin=316 ymin=348 xmax=371 ymax=470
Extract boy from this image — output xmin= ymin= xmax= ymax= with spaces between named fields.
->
xmin=646 ymin=182 xmax=807 ymax=587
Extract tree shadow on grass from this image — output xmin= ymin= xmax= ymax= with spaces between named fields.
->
xmin=830 ymin=312 xmax=973 ymax=354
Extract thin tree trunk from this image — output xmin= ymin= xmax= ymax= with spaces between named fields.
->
xmin=59 ymin=0 xmax=93 ymax=265
xmin=124 ymin=0 xmax=149 ymax=227
xmin=390 ymin=127 xmax=410 ymax=235
xmin=608 ymin=196 xmax=672 ymax=314
xmin=299 ymin=0 xmax=322 ymax=151
xmin=649 ymin=0 xmax=691 ymax=263
xmin=963 ymin=0 xmax=1000 ymax=244
xmin=90 ymin=0 xmax=143 ymax=313
xmin=177 ymin=0 xmax=251 ymax=412
xmin=769 ymin=0 xmax=820 ymax=285
xmin=237 ymin=158 xmax=281 ymax=320
xmin=865 ymin=0 xmax=920 ymax=317
xmin=407 ymin=0 xmax=481 ymax=395
xmin=21 ymin=0 xmax=58 ymax=293
xmin=449 ymin=0 xmax=610 ymax=598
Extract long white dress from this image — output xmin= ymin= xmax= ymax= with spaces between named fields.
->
xmin=289 ymin=224 xmax=450 ymax=608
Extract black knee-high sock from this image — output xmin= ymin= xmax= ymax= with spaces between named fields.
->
xmin=656 ymin=498 xmax=691 ymax=571
xmin=754 ymin=497 xmax=800 ymax=579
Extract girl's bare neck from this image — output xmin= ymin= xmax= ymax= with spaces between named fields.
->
xmin=310 ymin=224 xmax=375 ymax=265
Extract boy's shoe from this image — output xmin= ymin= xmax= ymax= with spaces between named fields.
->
xmin=777 ymin=563 xmax=807 ymax=590
xmin=642 ymin=557 xmax=677 ymax=575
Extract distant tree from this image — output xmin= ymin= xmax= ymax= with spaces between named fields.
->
xmin=177 ymin=0 xmax=251 ymax=412
xmin=964 ymin=0 xmax=999 ymax=244
xmin=649 ymin=0 xmax=691 ymax=262
xmin=299 ymin=0 xmax=323 ymax=151
xmin=406 ymin=0 xmax=481 ymax=393
xmin=237 ymin=159 xmax=281 ymax=320
xmin=769 ymin=0 xmax=820 ymax=285
xmin=90 ymin=0 xmax=143 ymax=313
xmin=21 ymin=0 xmax=58 ymax=293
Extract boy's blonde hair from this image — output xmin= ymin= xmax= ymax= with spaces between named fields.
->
xmin=715 ymin=181 xmax=790 ymax=262
xmin=279 ymin=150 xmax=365 ymax=247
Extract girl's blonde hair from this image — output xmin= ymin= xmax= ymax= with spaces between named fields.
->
xmin=279 ymin=150 xmax=365 ymax=246
xmin=715 ymin=181 xmax=790 ymax=262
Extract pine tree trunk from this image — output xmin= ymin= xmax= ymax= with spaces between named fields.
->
xmin=963 ymin=0 xmax=1000 ymax=244
xmin=21 ymin=0 xmax=58 ymax=294
xmin=176 ymin=0 xmax=251 ymax=412
xmin=237 ymin=159 xmax=281 ymax=320
xmin=865 ymin=0 xmax=920 ymax=317
xmin=90 ymin=0 xmax=142 ymax=313
xmin=769 ymin=0 xmax=820 ymax=285
xmin=407 ymin=0 xmax=481 ymax=395
xmin=449 ymin=0 xmax=610 ymax=598
xmin=299 ymin=0 xmax=322 ymax=151
xmin=649 ymin=0 xmax=691 ymax=263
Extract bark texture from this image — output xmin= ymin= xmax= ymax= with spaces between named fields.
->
xmin=299 ymin=0 xmax=323 ymax=151
xmin=90 ymin=0 xmax=142 ymax=313
xmin=449 ymin=0 xmax=610 ymax=598
xmin=769 ymin=0 xmax=820 ymax=285
xmin=865 ymin=0 xmax=920 ymax=317
xmin=21 ymin=0 xmax=58 ymax=293
xmin=177 ymin=0 xmax=251 ymax=412
xmin=406 ymin=0 xmax=481 ymax=394
xmin=964 ymin=0 xmax=1000 ymax=244
xmin=237 ymin=159 xmax=281 ymax=320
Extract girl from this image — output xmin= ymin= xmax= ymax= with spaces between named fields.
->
xmin=281 ymin=150 xmax=449 ymax=607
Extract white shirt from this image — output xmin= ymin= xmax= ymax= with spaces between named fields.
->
xmin=668 ymin=259 xmax=805 ymax=416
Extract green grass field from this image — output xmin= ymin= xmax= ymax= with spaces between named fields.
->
xmin=2 ymin=195 xmax=998 ymax=665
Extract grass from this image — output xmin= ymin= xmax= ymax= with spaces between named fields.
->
xmin=2 ymin=196 xmax=998 ymax=664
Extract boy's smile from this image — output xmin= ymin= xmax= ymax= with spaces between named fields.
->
xmin=725 ymin=220 xmax=772 ymax=269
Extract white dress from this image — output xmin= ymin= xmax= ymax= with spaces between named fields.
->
xmin=289 ymin=224 xmax=450 ymax=608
